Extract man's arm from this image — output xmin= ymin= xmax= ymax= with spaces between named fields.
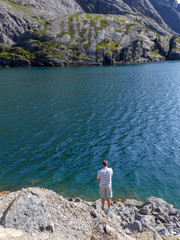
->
xmin=97 ymin=171 xmax=100 ymax=182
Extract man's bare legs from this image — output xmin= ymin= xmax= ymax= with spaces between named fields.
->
xmin=107 ymin=198 xmax=111 ymax=209
xmin=101 ymin=198 xmax=111 ymax=209
xmin=101 ymin=198 xmax=105 ymax=208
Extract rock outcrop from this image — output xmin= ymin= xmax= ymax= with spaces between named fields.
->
xmin=0 ymin=0 xmax=180 ymax=67
xmin=149 ymin=0 xmax=180 ymax=34
xmin=1 ymin=190 xmax=54 ymax=233
xmin=0 ymin=188 xmax=180 ymax=240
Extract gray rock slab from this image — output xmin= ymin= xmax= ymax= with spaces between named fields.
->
xmin=125 ymin=199 xmax=143 ymax=208
xmin=129 ymin=220 xmax=142 ymax=232
xmin=0 ymin=190 xmax=54 ymax=233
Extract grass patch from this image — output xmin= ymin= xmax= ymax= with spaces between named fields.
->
xmin=68 ymin=55 xmax=81 ymax=61
xmin=150 ymin=49 xmax=161 ymax=57
xmin=83 ymin=20 xmax=88 ymax=26
xmin=57 ymin=32 xmax=69 ymax=38
xmin=96 ymin=39 xmax=109 ymax=50
xmin=100 ymin=19 xmax=109 ymax=28
xmin=0 ymin=46 xmax=34 ymax=60
xmin=115 ymin=18 xmax=126 ymax=24
xmin=2 ymin=0 xmax=33 ymax=17
xmin=60 ymin=22 xmax=65 ymax=29
xmin=115 ymin=29 xmax=122 ymax=33
xmin=124 ymin=24 xmax=132 ymax=35
xmin=68 ymin=44 xmax=81 ymax=55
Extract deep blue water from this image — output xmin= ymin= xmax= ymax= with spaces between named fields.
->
xmin=0 ymin=62 xmax=180 ymax=208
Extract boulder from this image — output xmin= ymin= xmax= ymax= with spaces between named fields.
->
xmin=0 ymin=190 xmax=54 ymax=233
xmin=139 ymin=197 xmax=175 ymax=217
xmin=125 ymin=199 xmax=143 ymax=208
xmin=139 ymin=215 xmax=156 ymax=228
xmin=129 ymin=220 xmax=142 ymax=232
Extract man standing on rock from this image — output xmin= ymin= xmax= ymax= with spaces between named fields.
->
xmin=97 ymin=160 xmax=113 ymax=209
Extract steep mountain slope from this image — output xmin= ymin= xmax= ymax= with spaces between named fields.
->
xmin=0 ymin=0 xmax=83 ymax=45
xmin=0 ymin=0 xmax=180 ymax=67
xmin=149 ymin=0 xmax=180 ymax=34
xmin=76 ymin=0 xmax=180 ymax=35
xmin=75 ymin=0 xmax=171 ymax=33
xmin=75 ymin=0 xmax=133 ymax=15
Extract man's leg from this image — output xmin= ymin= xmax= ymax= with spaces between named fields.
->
xmin=101 ymin=198 xmax=105 ymax=208
xmin=106 ymin=187 xmax=112 ymax=209
xmin=107 ymin=198 xmax=111 ymax=208
xmin=99 ymin=187 xmax=105 ymax=208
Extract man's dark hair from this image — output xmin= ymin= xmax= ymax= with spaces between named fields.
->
xmin=102 ymin=160 xmax=108 ymax=166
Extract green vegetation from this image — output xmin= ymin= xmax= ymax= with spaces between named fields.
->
xmin=96 ymin=39 xmax=120 ymax=54
xmin=41 ymin=18 xmax=52 ymax=31
xmin=174 ymin=36 xmax=180 ymax=44
xmin=76 ymin=22 xmax=80 ymax=31
xmin=100 ymin=19 xmax=109 ymax=28
xmin=80 ymin=28 xmax=87 ymax=42
xmin=108 ymin=41 xmax=120 ymax=52
xmin=150 ymin=48 xmax=161 ymax=57
xmin=68 ymin=55 xmax=81 ymax=61
xmin=114 ymin=18 xmax=126 ymax=24
xmin=0 ymin=40 xmax=67 ymax=63
xmin=124 ymin=24 xmax=132 ymax=35
xmin=57 ymin=32 xmax=69 ymax=38
xmin=2 ymin=0 xmax=26 ymax=10
xmin=94 ymin=15 xmax=101 ymax=21
xmin=170 ymin=35 xmax=180 ymax=52
xmin=153 ymin=30 xmax=161 ymax=38
xmin=84 ymin=14 xmax=109 ymax=36
xmin=32 ymin=15 xmax=39 ymax=21
xmin=35 ymin=41 xmax=65 ymax=59
xmin=96 ymin=39 xmax=109 ymax=50
xmin=115 ymin=29 xmax=122 ymax=33
xmin=68 ymin=44 xmax=81 ymax=56
xmin=83 ymin=20 xmax=88 ymax=26
xmin=2 ymin=0 xmax=33 ymax=17
xmin=33 ymin=17 xmax=52 ymax=36
xmin=0 ymin=46 xmax=33 ymax=60
xmin=60 ymin=22 xmax=65 ymax=29
xmin=67 ymin=14 xmax=80 ymax=38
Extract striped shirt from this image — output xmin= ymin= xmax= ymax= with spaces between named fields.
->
xmin=97 ymin=167 xmax=113 ymax=187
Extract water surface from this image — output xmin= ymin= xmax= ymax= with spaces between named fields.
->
xmin=0 ymin=62 xmax=180 ymax=208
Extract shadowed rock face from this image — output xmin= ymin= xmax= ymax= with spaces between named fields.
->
xmin=75 ymin=0 xmax=180 ymax=34
xmin=149 ymin=0 xmax=180 ymax=34
xmin=75 ymin=0 xmax=133 ymax=15
xmin=123 ymin=0 xmax=163 ymax=21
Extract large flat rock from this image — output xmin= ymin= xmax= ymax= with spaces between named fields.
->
xmin=0 ymin=190 xmax=54 ymax=233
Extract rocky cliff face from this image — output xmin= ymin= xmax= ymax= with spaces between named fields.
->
xmin=149 ymin=0 xmax=180 ymax=34
xmin=0 ymin=0 xmax=180 ymax=67
xmin=75 ymin=0 xmax=134 ymax=15
xmin=76 ymin=0 xmax=180 ymax=34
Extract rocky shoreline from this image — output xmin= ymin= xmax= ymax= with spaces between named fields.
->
xmin=0 ymin=188 xmax=180 ymax=240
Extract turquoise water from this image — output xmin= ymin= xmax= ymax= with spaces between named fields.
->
xmin=0 ymin=62 xmax=180 ymax=208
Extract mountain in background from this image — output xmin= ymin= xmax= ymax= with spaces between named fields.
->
xmin=0 ymin=0 xmax=180 ymax=67
xmin=149 ymin=0 xmax=180 ymax=34
xmin=76 ymin=0 xmax=180 ymax=34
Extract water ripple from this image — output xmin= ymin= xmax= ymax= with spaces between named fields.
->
xmin=0 ymin=63 xmax=180 ymax=207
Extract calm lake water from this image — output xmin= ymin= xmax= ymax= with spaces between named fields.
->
xmin=0 ymin=62 xmax=180 ymax=208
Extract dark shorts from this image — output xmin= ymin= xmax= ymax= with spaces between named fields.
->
xmin=99 ymin=186 xmax=113 ymax=199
